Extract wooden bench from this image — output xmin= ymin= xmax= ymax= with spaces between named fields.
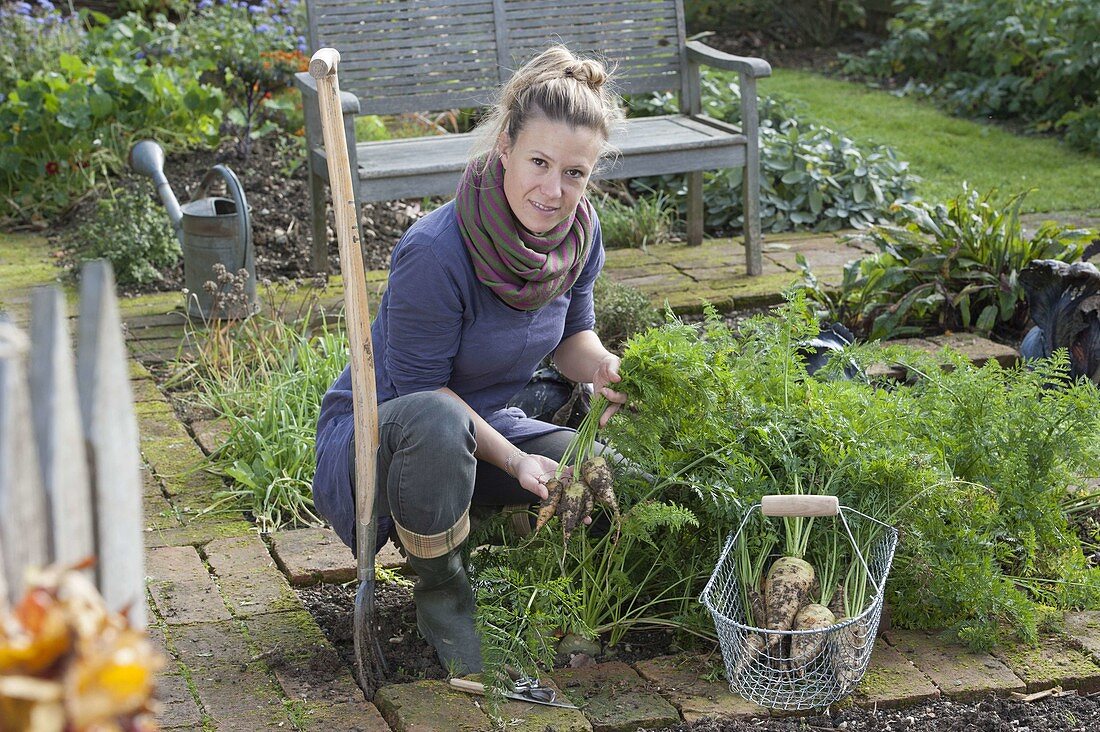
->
xmin=295 ymin=0 xmax=771 ymax=275
xmin=0 ymin=262 xmax=145 ymax=624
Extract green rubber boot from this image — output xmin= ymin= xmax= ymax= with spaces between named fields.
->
xmin=406 ymin=548 xmax=483 ymax=674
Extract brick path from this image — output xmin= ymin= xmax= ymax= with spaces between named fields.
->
xmin=5 ymin=229 xmax=1100 ymax=730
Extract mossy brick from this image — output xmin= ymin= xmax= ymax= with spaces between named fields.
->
xmin=269 ymin=527 xmax=405 ymax=586
xmin=129 ymin=358 xmax=153 ymax=380
xmin=140 ymin=439 xmax=217 ymax=493
xmin=116 ymin=292 xmax=186 ymax=320
xmin=170 ymin=619 xmax=294 ymax=729
xmin=442 ymin=674 xmax=590 ymax=731
xmin=145 ymin=519 xmax=254 ymax=549
xmin=884 ymin=629 xmax=1024 ymax=700
xmin=294 ymin=701 xmax=391 ymax=731
xmin=191 ymin=418 xmax=230 ymax=456
xmin=126 ymin=323 xmax=189 ymax=345
xmin=603 ymin=246 xmax=662 ymax=268
xmin=1064 ymin=611 xmax=1100 ymax=663
xmin=551 ymin=660 xmax=681 ymax=732
xmin=853 ymin=638 xmax=940 ymax=709
xmin=927 ymin=333 xmax=1020 ymax=368
xmin=125 ymin=312 xmax=192 ymax=330
xmin=147 ymin=545 xmax=232 ymax=625
xmin=603 ymin=261 xmax=681 ymax=280
xmin=375 ymin=679 xmax=494 ymax=731
xmin=155 ymin=672 xmax=204 ymax=730
xmin=634 ymin=653 xmax=767 ymax=722
xmin=134 ymin=396 xmax=177 ymax=421
xmin=145 ymin=489 xmax=182 ymax=533
xmin=993 ymin=635 xmax=1100 ymax=693
xmin=614 ymin=270 xmax=694 ymax=291
xmin=242 ymin=610 xmax=361 ymax=704
xmin=205 ymin=535 xmax=300 ymax=616
xmin=130 ymin=376 xmax=166 ymax=404
xmin=650 ymin=241 xmax=743 ymax=269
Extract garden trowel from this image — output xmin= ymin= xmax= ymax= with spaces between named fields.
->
xmin=449 ymin=678 xmax=580 ymax=709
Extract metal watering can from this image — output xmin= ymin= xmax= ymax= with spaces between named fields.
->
xmin=129 ymin=140 xmax=258 ymax=319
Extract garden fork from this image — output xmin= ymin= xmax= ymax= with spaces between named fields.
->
xmin=309 ymin=47 xmax=387 ymax=698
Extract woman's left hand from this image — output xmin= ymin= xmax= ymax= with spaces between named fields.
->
xmin=592 ymin=354 xmax=627 ymax=427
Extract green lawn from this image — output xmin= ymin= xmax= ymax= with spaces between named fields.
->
xmin=759 ymin=68 xmax=1100 ymax=213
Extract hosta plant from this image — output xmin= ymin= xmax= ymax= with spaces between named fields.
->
xmin=799 ymin=185 xmax=1095 ymax=341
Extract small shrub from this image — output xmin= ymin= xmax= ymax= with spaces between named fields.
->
xmin=628 ymin=72 xmax=919 ymax=236
xmin=799 ymin=185 xmax=1096 ymax=341
xmin=593 ymin=275 xmax=660 ymax=353
xmin=596 ymin=191 xmax=675 ymax=250
xmin=848 ymin=0 xmax=1100 ymax=153
xmin=75 ymin=187 xmax=181 ymax=287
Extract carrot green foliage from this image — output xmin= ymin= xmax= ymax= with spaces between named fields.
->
xmin=471 ymin=294 xmax=1100 ymax=689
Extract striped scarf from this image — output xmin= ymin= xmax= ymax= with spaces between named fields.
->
xmin=455 ymin=157 xmax=594 ymax=311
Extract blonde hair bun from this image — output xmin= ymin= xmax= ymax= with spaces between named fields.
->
xmin=564 ymin=60 xmax=608 ymax=90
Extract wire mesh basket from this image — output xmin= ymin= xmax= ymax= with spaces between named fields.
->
xmin=700 ymin=495 xmax=899 ymax=710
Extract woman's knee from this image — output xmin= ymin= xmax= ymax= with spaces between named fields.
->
xmin=382 ymin=390 xmax=476 ymax=454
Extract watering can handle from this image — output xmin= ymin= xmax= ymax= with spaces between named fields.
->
xmin=760 ymin=495 xmax=839 ymax=517
xmin=196 ymin=165 xmax=252 ymax=275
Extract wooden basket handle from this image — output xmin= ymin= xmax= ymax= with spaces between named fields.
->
xmin=760 ymin=495 xmax=839 ymax=517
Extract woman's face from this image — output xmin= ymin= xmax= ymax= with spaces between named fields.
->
xmin=498 ymin=115 xmax=604 ymax=235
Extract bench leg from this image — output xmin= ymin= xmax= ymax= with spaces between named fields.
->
xmin=743 ymin=160 xmax=762 ymax=276
xmin=686 ymin=171 xmax=704 ymax=246
xmin=309 ymin=171 xmax=329 ymax=275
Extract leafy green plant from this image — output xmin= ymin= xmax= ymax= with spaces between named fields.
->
xmin=0 ymin=1 xmax=85 ymax=93
xmin=593 ymin=275 xmax=660 ymax=354
xmin=173 ymin=283 xmax=342 ymax=531
xmin=848 ymin=0 xmax=1100 ymax=153
xmin=0 ymin=50 xmax=222 ymax=222
xmin=628 ymin=72 xmax=919 ymax=235
xmin=799 ymin=185 xmax=1095 ymax=341
xmin=169 ymin=0 xmax=307 ymax=156
xmin=595 ymin=190 xmax=676 ymax=250
xmin=73 ymin=186 xmax=180 ymax=286
xmin=466 ymin=293 xmax=1100 ymax=673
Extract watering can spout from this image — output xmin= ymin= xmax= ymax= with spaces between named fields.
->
xmin=129 ymin=139 xmax=183 ymax=242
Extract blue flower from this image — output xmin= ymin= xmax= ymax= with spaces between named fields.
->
xmin=297 ymin=36 xmax=307 ymax=53
xmin=36 ymin=0 xmax=55 ymax=11
xmin=249 ymin=4 xmax=263 ymax=13
xmin=256 ymin=23 xmax=271 ymax=33
xmin=136 ymin=50 xmax=146 ymax=59
xmin=13 ymin=2 xmax=33 ymax=16
xmin=198 ymin=0 xmax=213 ymax=8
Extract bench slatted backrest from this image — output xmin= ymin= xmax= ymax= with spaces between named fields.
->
xmin=306 ymin=0 xmax=686 ymax=115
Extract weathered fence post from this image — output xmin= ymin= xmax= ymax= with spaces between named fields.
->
xmin=77 ymin=261 xmax=146 ymax=627
xmin=0 ymin=261 xmax=146 ymax=628
xmin=0 ymin=319 xmax=50 ymax=607
xmin=29 ymin=287 xmax=95 ymax=573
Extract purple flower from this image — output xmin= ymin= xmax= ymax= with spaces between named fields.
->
xmin=198 ymin=0 xmax=213 ymax=8
xmin=135 ymin=50 xmax=145 ymax=59
xmin=256 ymin=23 xmax=271 ymax=33
xmin=297 ymin=35 xmax=307 ymax=53
xmin=36 ymin=0 xmax=55 ymax=11
xmin=249 ymin=4 xmax=263 ymax=14
xmin=13 ymin=2 xmax=33 ymax=16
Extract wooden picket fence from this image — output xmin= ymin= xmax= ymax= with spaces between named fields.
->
xmin=0 ymin=261 xmax=146 ymax=627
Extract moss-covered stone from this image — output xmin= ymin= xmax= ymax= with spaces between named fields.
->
xmin=145 ymin=520 xmax=254 ymax=549
xmin=376 ymin=680 xmax=494 ymax=732
xmin=854 ymin=639 xmax=939 ymax=709
xmin=994 ymin=635 xmax=1100 ymax=693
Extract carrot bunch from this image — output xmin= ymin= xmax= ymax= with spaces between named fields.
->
xmin=535 ymin=395 xmax=621 ymax=540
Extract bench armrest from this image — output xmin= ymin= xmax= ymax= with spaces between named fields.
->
xmin=685 ymin=41 xmax=771 ymax=79
xmin=294 ymin=71 xmax=361 ymax=115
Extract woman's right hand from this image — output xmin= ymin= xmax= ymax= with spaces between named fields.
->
xmin=512 ymin=452 xmax=560 ymax=501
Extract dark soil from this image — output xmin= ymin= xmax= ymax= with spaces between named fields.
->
xmin=644 ymin=693 xmax=1100 ymax=731
xmin=296 ymin=577 xmax=687 ymax=686
xmin=49 ymin=130 xmax=418 ymax=296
